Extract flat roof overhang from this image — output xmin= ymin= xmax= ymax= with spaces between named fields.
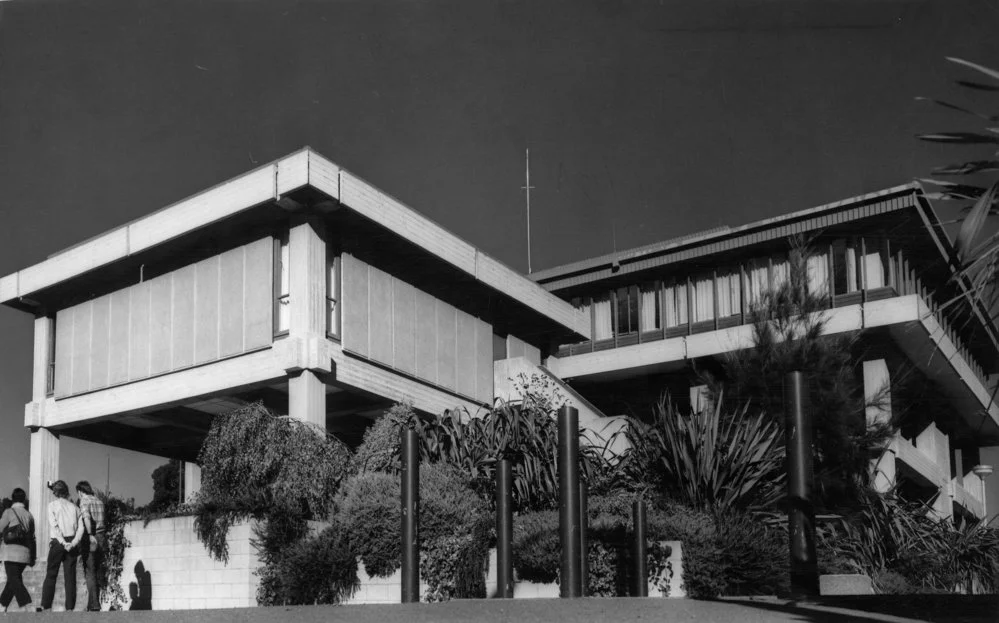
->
xmin=1 ymin=148 xmax=589 ymax=346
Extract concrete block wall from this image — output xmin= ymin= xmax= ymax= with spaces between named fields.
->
xmin=118 ymin=515 xmax=260 ymax=610
xmin=342 ymin=560 xmax=430 ymax=604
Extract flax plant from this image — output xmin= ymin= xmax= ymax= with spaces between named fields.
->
xmin=620 ymin=396 xmax=785 ymax=514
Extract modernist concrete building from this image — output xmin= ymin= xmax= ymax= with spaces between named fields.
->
xmin=2 ymin=147 xmax=997 ymax=571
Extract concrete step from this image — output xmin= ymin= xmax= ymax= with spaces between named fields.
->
xmin=1 ymin=561 xmax=91 ymax=612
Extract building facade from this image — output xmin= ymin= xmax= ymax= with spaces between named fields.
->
xmin=2 ymin=148 xmax=997 ymax=587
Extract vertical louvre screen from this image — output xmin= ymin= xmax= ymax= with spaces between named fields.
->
xmin=692 ymin=275 xmax=714 ymax=322
xmin=864 ymin=250 xmax=885 ymax=289
xmin=639 ymin=283 xmax=660 ymax=331
xmin=53 ymin=238 xmax=273 ymax=398
xmin=663 ymin=282 xmax=688 ymax=328
xmin=716 ymin=271 xmax=740 ymax=318
xmin=593 ymin=295 xmax=612 ymax=340
xmin=807 ymin=252 xmax=830 ymax=296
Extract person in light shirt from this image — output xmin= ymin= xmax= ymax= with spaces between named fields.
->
xmin=39 ymin=480 xmax=84 ymax=612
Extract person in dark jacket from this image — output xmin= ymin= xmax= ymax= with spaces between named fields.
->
xmin=0 ymin=488 xmax=36 ymax=613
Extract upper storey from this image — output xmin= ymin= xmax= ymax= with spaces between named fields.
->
xmin=531 ymin=185 xmax=999 ymax=385
xmin=0 ymin=147 xmax=590 ymax=347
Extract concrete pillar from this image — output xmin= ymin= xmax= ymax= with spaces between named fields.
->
xmin=864 ymin=359 xmax=895 ymax=492
xmin=289 ymin=215 xmax=327 ymax=339
xmin=29 ymin=427 xmax=59 ymax=558
xmin=183 ymin=462 xmax=202 ymax=503
xmin=289 ymin=370 xmax=326 ymax=430
xmin=287 ymin=215 xmax=327 ymax=430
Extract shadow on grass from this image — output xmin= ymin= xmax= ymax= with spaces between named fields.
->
xmin=724 ymin=595 xmax=999 ymax=623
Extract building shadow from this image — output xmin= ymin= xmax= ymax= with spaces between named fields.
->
xmin=723 ymin=595 xmax=999 ymax=623
xmin=128 ymin=560 xmax=153 ymax=611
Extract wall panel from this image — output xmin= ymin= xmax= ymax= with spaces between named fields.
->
xmin=108 ymin=290 xmax=130 ymax=386
xmin=393 ymin=280 xmax=416 ymax=375
xmin=128 ymin=282 xmax=151 ymax=381
xmin=436 ymin=302 xmax=457 ymax=391
xmin=455 ymin=312 xmax=476 ymax=398
xmin=243 ymin=238 xmax=273 ymax=350
xmin=52 ymin=237 xmax=273 ymax=399
xmin=341 ymin=254 xmax=369 ymax=357
xmin=194 ymin=257 xmax=220 ymax=365
xmin=70 ymin=301 xmax=92 ymax=395
xmin=171 ymin=265 xmax=196 ymax=370
xmin=89 ymin=295 xmax=111 ymax=390
xmin=54 ymin=306 xmax=74 ymax=398
xmin=219 ymin=247 xmax=245 ymax=358
xmin=368 ymin=266 xmax=394 ymax=365
xmin=475 ymin=319 xmax=493 ymax=403
xmin=414 ymin=290 xmax=437 ymax=384
xmin=148 ymin=274 xmax=173 ymax=376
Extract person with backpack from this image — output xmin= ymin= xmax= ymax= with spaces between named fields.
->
xmin=39 ymin=480 xmax=84 ymax=612
xmin=0 ymin=487 xmax=36 ymax=613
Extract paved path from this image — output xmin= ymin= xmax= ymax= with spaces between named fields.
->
xmin=3 ymin=595 xmax=997 ymax=622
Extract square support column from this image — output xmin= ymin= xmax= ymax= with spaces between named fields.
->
xmin=29 ymin=427 xmax=59 ymax=558
xmin=864 ymin=359 xmax=895 ymax=493
xmin=285 ymin=215 xmax=328 ymax=429
xmin=289 ymin=215 xmax=328 ymax=339
xmin=289 ymin=370 xmax=326 ymax=430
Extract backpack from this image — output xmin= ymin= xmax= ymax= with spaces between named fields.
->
xmin=3 ymin=512 xmax=28 ymax=546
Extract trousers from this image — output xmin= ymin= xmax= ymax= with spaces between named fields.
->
xmin=41 ymin=539 xmax=78 ymax=611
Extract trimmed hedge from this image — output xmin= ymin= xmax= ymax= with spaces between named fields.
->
xmin=511 ymin=494 xmax=788 ymax=599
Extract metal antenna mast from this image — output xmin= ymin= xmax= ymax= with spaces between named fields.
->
xmin=521 ymin=148 xmax=535 ymax=274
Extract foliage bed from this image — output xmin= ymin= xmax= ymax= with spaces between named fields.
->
xmin=511 ymin=493 xmax=788 ymax=599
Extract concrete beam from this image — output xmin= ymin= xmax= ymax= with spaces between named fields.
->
xmin=32 ymin=347 xmax=289 ymax=429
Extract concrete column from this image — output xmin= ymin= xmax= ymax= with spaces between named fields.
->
xmin=289 ymin=370 xmax=326 ymax=430
xmin=183 ymin=462 xmax=202 ymax=503
xmin=287 ymin=215 xmax=327 ymax=430
xmin=864 ymin=359 xmax=895 ymax=492
xmin=289 ymin=215 xmax=327 ymax=339
xmin=29 ymin=427 xmax=59 ymax=558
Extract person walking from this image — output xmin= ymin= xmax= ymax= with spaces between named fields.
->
xmin=0 ymin=488 xmax=36 ymax=613
xmin=76 ymin=481 xmax=106 ymax=612
xmin=39 ymin=480 xmax=84 ymax=612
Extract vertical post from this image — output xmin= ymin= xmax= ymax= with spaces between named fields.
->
xmin=579 ymin=479 xmax=589 ymax=596
xmin=400 ymin=427 xmax=420 ymax=603
xmin=558 ymin=405 xmax=582 ymax=598
xmin=496 ymin=458 xmax=514 ymax=598
xmin=29 ymin=427 xmax=59 ymax=561
xmin=784 ymin=372 xmax=819 ymax=599
xmin=632 ymin=499 xmax=648 ymax=597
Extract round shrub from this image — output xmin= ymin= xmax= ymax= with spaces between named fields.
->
xmin=512 ymin=510 xmax=560 ymax=584
xmin=334 ymin=471 xmax=400 ymax=577
xmin=257 ymin=522 xmax=359 ymax=605
xmin=350 ymin=404 xmax=415 ymax=475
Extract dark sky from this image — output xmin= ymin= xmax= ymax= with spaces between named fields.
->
xmin=1 ymin=0 xmax=998 ymax=504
